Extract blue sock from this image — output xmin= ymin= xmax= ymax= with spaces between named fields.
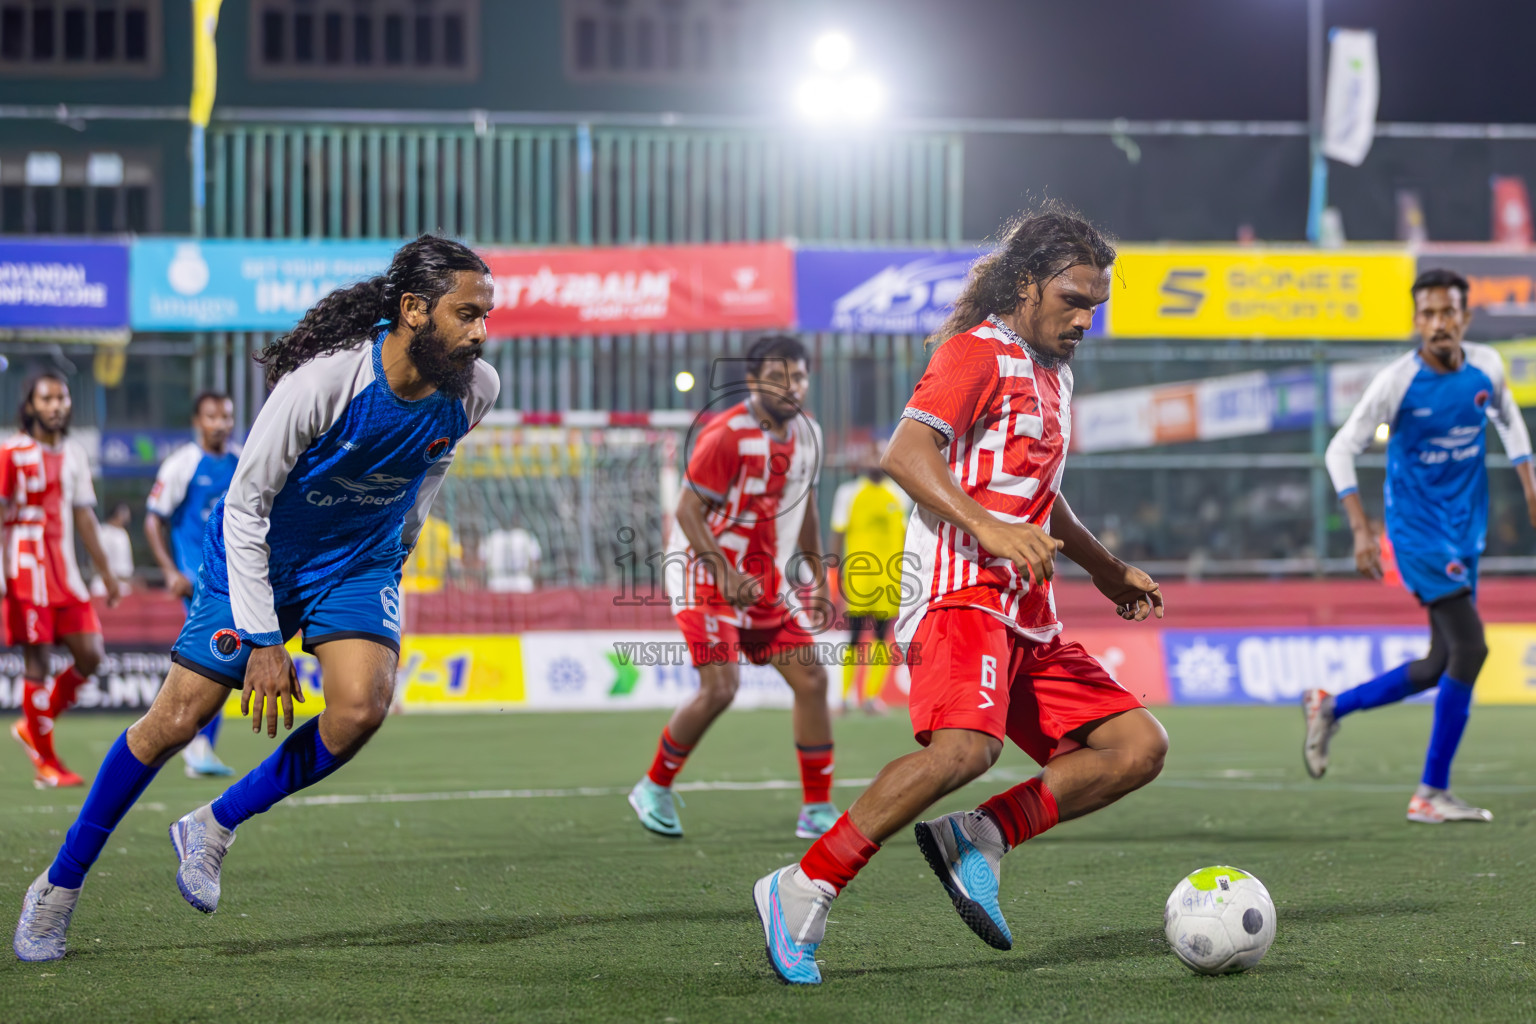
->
xmin=49 ymin=733 xmax=160 ymax=889
xmin=1333 ymin=663 xmax=1415 ymax=719
xmin=210 ymin=718 xmax=345 ymax=830
xmin=1421 ymin=675 xmax=1474 ymax=790
xmin=198 ymin=711 xmax=222 ymax=748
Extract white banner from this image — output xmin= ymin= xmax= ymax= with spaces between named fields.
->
xmin=518 ymin=630 xmax=851 ymax=711
xmin=1322 ymin=29 xmax=1380 ymax=167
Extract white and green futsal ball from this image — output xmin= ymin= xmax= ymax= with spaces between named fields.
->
xmin=1163 ymin=865 xmax=1276 ymax=974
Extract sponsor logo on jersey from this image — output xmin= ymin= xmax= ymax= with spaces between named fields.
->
xmin=424 ymin=437 xmax=451 ymax=463
xmin=307 ymin=472 xmax=414 ymax=508
xmin=330 ymin=473 xmax=412 ymax=494
xmin=210 ymin=628 xmax=243 ymax=662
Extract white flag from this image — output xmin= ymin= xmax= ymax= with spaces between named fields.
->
xmin=1322 ymin=29 xmax=1379 ymax=167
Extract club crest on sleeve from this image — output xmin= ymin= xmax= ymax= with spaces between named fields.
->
xmin=210 ymin=628 xmax=243 ymax=662
xmin=424 ymin=437 xmax=451 ymax=463
xmin=1474 ymin=390 xmax=1490 ymax=409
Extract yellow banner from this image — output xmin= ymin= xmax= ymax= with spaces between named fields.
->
xmin=1473 ymin=625 xmax=1536 ymax=705
xmin=1109 ymin=247 xmax=1416 ymax=340
xmin=190 ymin=0 xmax=223 ymax=128
xmin=220 ymin=634 xmax=525 ymax=719
xmin=1493 ymin=339 xmax=1536 ymax=407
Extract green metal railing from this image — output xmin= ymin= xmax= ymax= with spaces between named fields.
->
xmin=206 ymin=123 xmax=963 ymax=245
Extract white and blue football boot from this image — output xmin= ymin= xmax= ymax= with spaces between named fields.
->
xmin=795 ymin=801 xmax=839 ymax=839
xmin=181 ymin=735 xmax=235 ymax=778
xmin=914 ymin=810 xmax=1013 ymax=950
xmin=752 ymin=865 xmax=830 ymax=985
xmin=12 ymin=873 xmax=80 ymax=962
xmin=170 ymin=804 xmax=236 ymax=914
xmin=628 ymin=777 xmax=684 ymax=838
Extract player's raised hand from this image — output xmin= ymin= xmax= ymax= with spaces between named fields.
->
xmin=1093 ymin=564 xmax=1165 ymax=622
xmin=242 ymin=643 xmax=305 ymax=738
xmin=1352 ymin=529 xmax=1383 ymax=580
xmin=976 ymin=520 xmax=1062 ymax=587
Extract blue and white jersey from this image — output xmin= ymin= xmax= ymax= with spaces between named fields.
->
xmin=202 ymin=331 xmax=499 ymax=646
xmin=146 ymin=441 xmax=239 ymax=578
xmin=1326 ymin=342 xmax=1532 ymax=558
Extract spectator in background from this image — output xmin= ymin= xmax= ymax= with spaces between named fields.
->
xmin=401 ymin=514 xmax=461 ymax=593
xmin=92 ymin=503 xmax=135 ymax=597
xmin=482 ymin=518 xmax=541 ymax=593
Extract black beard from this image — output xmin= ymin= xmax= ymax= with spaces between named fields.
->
xmin=408 ymin=319 xmax=480 ymax=399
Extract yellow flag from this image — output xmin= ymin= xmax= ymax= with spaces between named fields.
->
xmin=190 ymin=0 xmax=223 ymax=127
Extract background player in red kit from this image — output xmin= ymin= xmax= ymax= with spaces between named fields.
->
xmin=753 ymin=208 xmax=1169 ymax=984
xmin=629 ymin=335 xmax=837 ymax=840
xmin=5 ymin=372 xmax=122 ymax=787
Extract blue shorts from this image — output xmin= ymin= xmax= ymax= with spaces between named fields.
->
xmin=172 ymin=556 xmax=403 ymax=688
xmin=1397 ymin=547 xmax=1478 ymax=606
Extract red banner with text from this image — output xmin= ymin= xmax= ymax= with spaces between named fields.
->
xmin=482 ymin=243 xmax=795 ymax=337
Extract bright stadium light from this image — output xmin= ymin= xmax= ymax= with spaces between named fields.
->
xmin=1374 ymin=422 xmax=1390 ymax=443
xmin=674 ymin=370 xmax=696 ymax=393
xmin=794 ymin=33 xmax=884 ymax=122
xmin=811 ymin=31 xmax=853 ymax=72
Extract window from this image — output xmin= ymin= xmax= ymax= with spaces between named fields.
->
xmin=564 ymin=0 xmax=776 ymax=82
xmin=250 ymin=0 xmax=478 ymax=81
xmin=0 ymin=149 xmax=160 ymax=234
xmin=0 ymin=0 xmax=159 ymax=75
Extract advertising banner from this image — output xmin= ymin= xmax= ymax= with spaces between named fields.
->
xmin=131 ymin=239 xmax=397 ymax=331
xmin=1472 ymin=625 xmax=1536 ymax=705
xmin=1110 ymin=247 xmax=1415 ymax=340
xmin=484 ymin=244 xmax=794 ymax=337
xmin=1162 ymin=628 xmax=1430 ymax=705
xmin=795 ymin=246 xmax=1106 ymax=336
xmin=100 ymin=429 xmax=199 ymax=478
xmin=1494 ymin=339 xmax=1536 ymax=407
xmin=0 ymin=648 xmax=171 ymax=712
xmin=0 ymin=240 xmax=129 ymax=329
xmin=1415 ymin=251 xmax=1536 ymax=340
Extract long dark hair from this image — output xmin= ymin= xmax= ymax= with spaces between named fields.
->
xmin=256 ymin=234 xmax=490 ymax=388
xmin=931 ymin=203 xmax=1116 ymax=345
xmin=18 ymin=371 xmax=69 ymax=435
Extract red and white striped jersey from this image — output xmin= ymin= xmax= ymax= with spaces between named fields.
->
xmin=895 ymin=315 xmax=1071 ymax=646
xmin=663 ymin=400 xmax=821 ymax=627
xmin=0 ymin=434 xmax=96 ymax=606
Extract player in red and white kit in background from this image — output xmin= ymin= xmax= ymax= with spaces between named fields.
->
xmin=5 ymin=373 xmax=122 ymax=788
xmin=629 ymin=335 xmax=838 ymax=841
xmin=754 ymin=209 xmax=1170 ymax=984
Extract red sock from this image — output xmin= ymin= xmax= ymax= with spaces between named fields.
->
xmin=796 ymin=743 xmax=834 ymax=804
xmin=646 ymin=727 xmax=693 ymax=788
xmin=20 ymin=678 xmax=58 ymax=766
xmin=799 ymin=813 xmax=878 ymax=894
xmin=979 ymin=776 xmax=1060 ymax=848
xmin=46 ymin=666 xmax=88 ymax=718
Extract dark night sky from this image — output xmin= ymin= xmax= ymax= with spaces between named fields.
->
xmin=853 ymin=0 xmax=1536 ymax=123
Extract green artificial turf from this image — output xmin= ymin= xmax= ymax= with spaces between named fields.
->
xmin=1 ymin=705 xmax=1533 ymax=1023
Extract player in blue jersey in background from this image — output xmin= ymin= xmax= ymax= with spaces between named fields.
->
xmin=1305 ymin=268 xmax=1536 ymax=823
xmin=13 ymin=235 xmax=499 ymax=961
xmin=146 ymin=391 xmax=240 ymax=778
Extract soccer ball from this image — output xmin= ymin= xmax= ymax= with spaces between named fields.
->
xmin=1163 ymin=865 xmax=1276 ymax=974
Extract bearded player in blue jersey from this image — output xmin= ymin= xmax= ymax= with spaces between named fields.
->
xmin=1305 ymin=268 xmax=1536 ymax=823
xmin=14 ymin=235 xmax=499 ymax=962
xmin=146 ymin=390 xmax=240 ymax=777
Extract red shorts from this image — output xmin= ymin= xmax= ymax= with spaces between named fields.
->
xmin=3 ymin=595 xmax=100 ymax=647
xmin=675 ymin=607 xmax=816 ymax=667
xmin=906 ymin=607 xmax=1144 ymax=766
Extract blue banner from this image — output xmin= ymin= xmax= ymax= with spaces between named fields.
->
xmin=101 ymin=429 xmax=203 ymax=478
xmin=1163 ymin=627 xmax=1431 ymax=704
xmin=0 ymin=240 xmax=129 ymax=329
xmin=131 ymin=239 xmax=398 ymax=331
xmin=795 ymin=247 xmax=1108 ymax=336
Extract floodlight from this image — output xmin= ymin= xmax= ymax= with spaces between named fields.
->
xmin=811 ymin=31 xmax=853 ymax=72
